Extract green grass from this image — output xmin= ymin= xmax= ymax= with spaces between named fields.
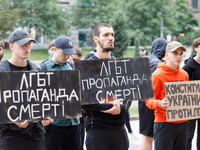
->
xmin=3 ymin=48 xmax=140 ymax=61
xmin=3 ymin=49 xmax=50 ymax=61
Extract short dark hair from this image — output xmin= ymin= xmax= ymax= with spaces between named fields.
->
xmin=193 ymin=38 xmax=200 ymax=52
xmin=0 ymin=41 xmax=5 ymax=48
xmin=92 ymin=23 xmax=113 ymax=37
xmin=74 ymin=46 xmax=82 ymax=57
xmin=48 ymin=40 xmax=55 ymax=49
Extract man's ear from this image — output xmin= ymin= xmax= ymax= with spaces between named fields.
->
xmin=194 ymin=47 xmax=198 ymax=53
xmin=165 ymin=52 xmax=169 ymax=60
xmin=93 ymin=36 xmax=98 ymax=43
xmin=52 ymin=46 xmax=56 ymax=51
xmin=9 ymin=43 xmax=14 ymax=51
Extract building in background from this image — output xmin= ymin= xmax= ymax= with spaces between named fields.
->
xmin=187 ymin=0 xmax=200 ymax=28
xmin=59 ymin=0 xmax=92 ymax=48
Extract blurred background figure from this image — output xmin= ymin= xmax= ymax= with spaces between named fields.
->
xmin=139 ymin=38 xmax=168 ymax=150
xmin=48 ymin=40 xmax=55 ymax=57
xmin=40 ymin=40 xmax=55 ymax=65
xmin=173 ymin=35 xmax=177 ymax=41
xmin=166 ymin=33 xmax=172 ymax=42
xmin=140 ymin=46 xmax=148 ymax=57
xmin=68 ymin=46 xmax=82 ymax=63
xmin=125 ymin=111 xmax=133 ymax=135
xmin=0 ymin=41 xmax=5 ymax=62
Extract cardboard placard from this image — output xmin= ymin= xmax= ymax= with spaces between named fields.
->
xmin=75 ymin=57 xmax=154 ymax=105
xmin=0 ymin=70 xmax=82 ymax=124
xmin=165 ymin=81 xmax=200 ymax=121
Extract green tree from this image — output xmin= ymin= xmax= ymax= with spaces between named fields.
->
xmin=0 ymin=0 xmax=20 ymax=38
xmin=126 ymin=0 xmax=175 ymax=46
xmin=110 ymin=11 xmax=129 ymax=57
xmin=4 ymin=0 xmax=70 ymax=39
xmin=71 ymin=0 xmax=127 ymax=28
xmin=171 ymin=0 xmax=197 ymax=36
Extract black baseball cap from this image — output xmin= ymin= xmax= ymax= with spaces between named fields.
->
xmin=54 ymin=36 xmax=76 ymax=55
xmin=9 ymin=29 xmax=36 ymax=45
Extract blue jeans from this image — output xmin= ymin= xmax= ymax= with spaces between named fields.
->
xmin=154 ymin=122 xmax=187 ymax=150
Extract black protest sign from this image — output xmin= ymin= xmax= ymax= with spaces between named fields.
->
xmin=165 ymin=81 xmax=200 ymax=122
xmin=0 ymin=70 xmax=81 ymax=124
xmin=74 ymin=57 xmax=154 ymax=105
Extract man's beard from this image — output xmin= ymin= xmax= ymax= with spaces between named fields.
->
xmin=99 ymin=41 xmax=114 ymax=52
xmin=0 ymin=53 xmax=3 ymax=61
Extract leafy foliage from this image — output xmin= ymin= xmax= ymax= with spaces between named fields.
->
xmin=0 ymin=0 xmax=70 ymax=39
xmin=172 ymin=0 xmax=197 ymax=36
xmin=0 ymin=0 xmax=20 ymax=38
xmin=71 ymin=0 xmax=122 ymax=29
xmin=110 ymin=11 xmax=130 ymax=57
xmin=126 ymin=0 xmax=175 ymax=46
xmin=14 ymin=0 xmax=70 ymax=38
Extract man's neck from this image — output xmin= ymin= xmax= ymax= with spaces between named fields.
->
xmin=166 ymin=61 xmax=178 ymax=71
xmin=8 ymin=57 xmax=27 ymax=67
xmin=194 ymin=54 xmax=200 ymax=63
xmin=51 ymin=55 xmax=63 ymax=65
xmin=95 ymin=48 xmax=111 ymax=59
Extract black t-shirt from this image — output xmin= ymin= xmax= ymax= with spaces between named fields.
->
xmin=6 ymin=62 xmax=43 ymax=140
xmin=9 ymin=62 xmax=30 ymax=71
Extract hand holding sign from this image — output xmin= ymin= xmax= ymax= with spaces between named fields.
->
xmin=160 ymin=98 xmax=169 ymax=109
xmin=14 ymin=120 xmax=29 ymax=128
xmin=101 ymin=99 xmax=123 ymax=115
xmin=42 ymin=117 xmax=54 ymax=126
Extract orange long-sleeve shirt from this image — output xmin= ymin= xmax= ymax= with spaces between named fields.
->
xmin=146 ymin=62 xmax=189 ymax=123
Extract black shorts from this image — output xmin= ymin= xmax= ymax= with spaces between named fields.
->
xmin=138 ymin=100 xmax=155 ymax=137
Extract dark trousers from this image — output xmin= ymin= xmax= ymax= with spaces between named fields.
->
xmin=125 ymin=111 xmax=132 ymax=133
xmin=154 ymin=122 xmax=187 ymax=150
xmin=186 ymin=119 xmax=200 ymax=150
xmin=0 ymin=135 xmax=45 ymax=150
xmin=45 ymin=123 xmax=81 ymax=150
xmin=86 ymin=127 xmax=129 ymax=150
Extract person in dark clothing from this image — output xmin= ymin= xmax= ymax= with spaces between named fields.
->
xmin=0 ymin=29 xmax=53 ymax=150
xmin=83 ymin=23 xmax=131 ymax=150
xmin=85 ymin=47 xmax=133 ymax=137
xmin=125 ymin=111 xmax=133 ymax=135
xmin=40 ymin=36 xmax=80 ymax=150
xmin=138 ymin=38 xmax=168 ymax=150
xmin=183 ymin=37 xmax=200 ymax=150
xmin=85 ymin=48 xmax=115 ymax=60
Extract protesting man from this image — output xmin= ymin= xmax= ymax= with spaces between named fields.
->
xmin=40 ymin=36 xmax=81 ymax=150
xmin=145 ymin=41 xmax=189 ymax=150
xmin=82 ymin=23 xmax=131 ymax=150
xmin=0 ymin=28 xmax=53 ymax=150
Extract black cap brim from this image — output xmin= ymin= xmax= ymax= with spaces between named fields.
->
xmin=15 ymin=37 xmax=36 ymax=46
